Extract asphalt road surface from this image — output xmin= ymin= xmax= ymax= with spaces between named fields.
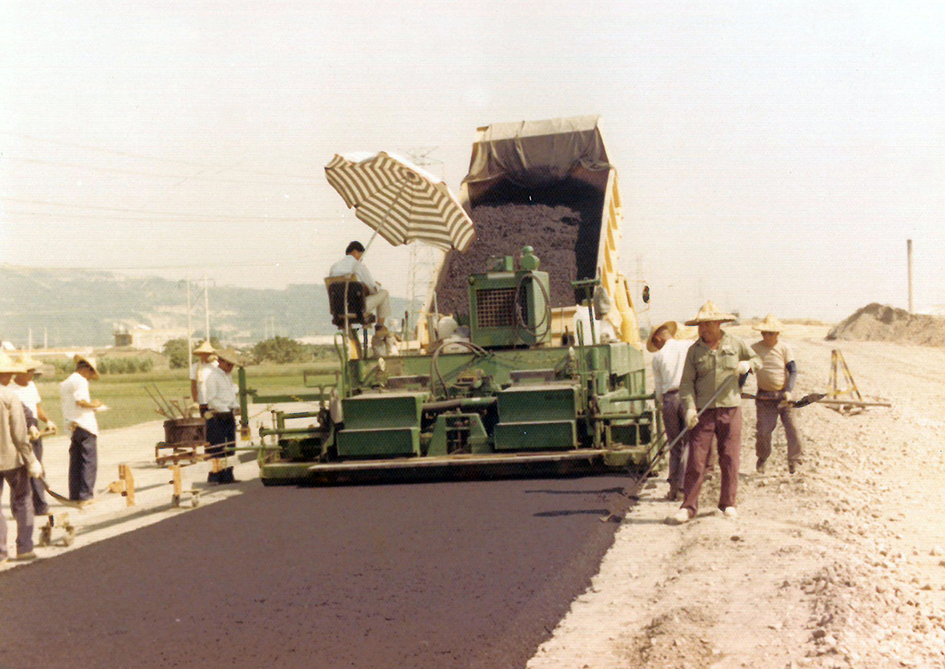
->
xmin=0 ymin=475 xmax=637 ymax=669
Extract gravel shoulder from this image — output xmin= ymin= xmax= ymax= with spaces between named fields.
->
xmin=528 ymin=330 xmax=945 ymax=669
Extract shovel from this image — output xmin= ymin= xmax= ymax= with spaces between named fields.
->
xmin=740 ymin=392 xmax=826 ymax=408
xmin=40 ymin=479 xmax=87 ymax=510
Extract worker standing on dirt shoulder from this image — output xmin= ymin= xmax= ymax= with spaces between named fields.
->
xmin=329 ymin=241 xmax=391 ymax=331
xmin=59 ymin=354 xmax=102 ymax=503
xmin=751 ymin=315 xmax=804 ymax=475
xmin=648 ymin=321 xmax=691 ymax=501
xmin=669 ymin=302 xmax=760 ymax=525
xmin=204 ymin=348 xmax=240 ymax=485
xmin=190 ymin=340 xmax=217 ymax=415
xmin=13 ymin=356 xmax=56 ymax=515
xmin=0 ymin=353 xmax=43 ymax=563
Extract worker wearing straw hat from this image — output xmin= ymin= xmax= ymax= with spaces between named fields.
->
xmin=648 ymin=321 xmax=693 ymax=501
xmin=0 ymin=353 xmax=43 ymax=563
xmin=668 ymin=301 xmax=760 ymax=525
xmin=751 ymin=314 xmax=805 ymax=474
xmin=190 ymin=340 xmax=218 ymax=415
xmin=203 ymin=348 xmax=240 ymax=484
xmin=13 ymin=355 xmax=56 ymax=515
xmin=59 ymin=354 xmax=102 ymax=502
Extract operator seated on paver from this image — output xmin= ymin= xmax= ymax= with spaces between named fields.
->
xmin=751 ymin=314 xmax=805 ymax=475
xmin=203 ymin=348 xmax=241 ymax=485
xmin=667 ymin=301 xmax=761 ymax=525
xmin=0 ymin=353 xmax=44 ymax=564
xmin=13 ymin=355 xmax=56 ymax=516
xmin=329 ymin=241 xmax=391 ymax=334
xmin=59 ymin=354 xmax=102 ymax=504
xmin=190 ymin=340 xmax=218 ymax=416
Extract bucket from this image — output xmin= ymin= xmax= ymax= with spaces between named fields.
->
xmin=163 ymin=417 xmax=206 ymax=444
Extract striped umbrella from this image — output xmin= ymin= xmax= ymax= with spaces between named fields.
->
xmin=324 ymin=151 xmax=476 ymax=252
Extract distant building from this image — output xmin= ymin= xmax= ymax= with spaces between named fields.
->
xmin=113 ymin=324 xmax=188 ymax=351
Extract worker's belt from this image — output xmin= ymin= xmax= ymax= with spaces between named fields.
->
xmin=207 ymin=410 xmax=235 ymax=419
xmin=755 ymin=390 xmax=785 ymax=401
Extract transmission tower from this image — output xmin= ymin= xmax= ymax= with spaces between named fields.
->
xmin=404 ymin=148 xmax=446 ymax=331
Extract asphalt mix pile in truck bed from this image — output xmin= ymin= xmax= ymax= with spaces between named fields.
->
xmin=0 ymin=476 xmax=637 ymax=669
xmin=434 ymin=178 xmax=604 ymax=318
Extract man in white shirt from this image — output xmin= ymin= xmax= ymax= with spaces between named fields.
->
xmin=648 ymin=321 xmax=692 ymax=501
xmin=328 ymin=241 xmax=391 ymax=330
xmin=0 ymin=353 xmax=43 ymax=562
xmin=14 ymin=356 xmax=56 ymax=515
xmin=203 ymin=348 xmax=240 ymax=484
xmin=59 ymin=354 xmax=102 ymax=502
xmin=189 ymin=340 xmax=218 ymax=414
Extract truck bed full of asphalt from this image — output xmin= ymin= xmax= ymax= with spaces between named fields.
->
xmin=0 ymin=475 xmax=637 ymax=669
xmin=435 ymin=178 xmax=605 ymax=319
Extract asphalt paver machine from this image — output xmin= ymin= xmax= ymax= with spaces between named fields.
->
xmin=241 ymin=116 xmax=661 ymax=485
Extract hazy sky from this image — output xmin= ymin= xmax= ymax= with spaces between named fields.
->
xmin=2 ymin=1 xmax=943 ymax=326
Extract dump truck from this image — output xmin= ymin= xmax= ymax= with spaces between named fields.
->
xmin=240 ymin=116 xmax=660 ymax=485
xmin=422 ymin=115 xmax=644 ymax=348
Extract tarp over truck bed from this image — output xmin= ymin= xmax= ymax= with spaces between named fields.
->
xmin=429 ymin=116 xmax=642 ymax=347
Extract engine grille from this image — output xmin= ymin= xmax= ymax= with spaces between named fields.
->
xmin=475 ymin=287 xmax=516 ymax=328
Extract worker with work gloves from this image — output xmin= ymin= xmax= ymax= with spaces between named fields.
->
xmin=0 ymin=353 xmax=44 ymax=563
xmin=667 ymin=302 xmax=760 ymax=525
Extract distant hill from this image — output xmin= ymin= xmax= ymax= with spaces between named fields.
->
xmin=0 ymin=265 xmax=409 ymax=347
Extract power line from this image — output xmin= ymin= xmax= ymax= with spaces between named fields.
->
xmin=0 ymin=132 xmax=316 ymax=180
xmin=2 ymin=209 xmax=345 ymax=224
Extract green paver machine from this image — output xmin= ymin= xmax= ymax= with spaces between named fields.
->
xmin=241 ymin=116 xmax=661 ymax=485
xmin=241 ymin=246 xmax=659 ymax=485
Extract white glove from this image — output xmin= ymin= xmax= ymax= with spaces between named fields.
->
xmin=737 ymin=361 xmax=752 ymax=375
xmin=46 ymin=420 xmax=57 ymax=432
xmin=28 ymin=425 xmax=41 ymax=441
xmin=781 ymin=391 xmax=792 ymax=403
xmin=203 ymin=411 xmax=214 ymax=421
xmin=685 ymin=410 xmax=699 ymax=430
xmin=28 ymin=460 xmax=44 ymax=479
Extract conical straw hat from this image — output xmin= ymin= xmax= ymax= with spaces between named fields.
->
xmin=214 ymin=348 xmax=241 ymax=366
xmin=753 ymin=313 xmax=785 ymax=332
xmin=684 ymin=301 xmax=737 ymax=326
xmin=16 ymin=355 xmax=43 ymax=372
xmin=0 ymin=352 xmax=26 ymax=374
xmin=73 ymin=353 xmax=100 ymax=380
xmin=646 ymin=320 xmax=679 ymax=353
xmin=193 ymin=341 xmax=215 ymax=355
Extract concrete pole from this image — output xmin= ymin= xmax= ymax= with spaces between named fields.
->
xmin=186 ymin=279 xmax=193 ymax=373
xmin=907 ymin=239 xmax=914 ymax=313
xmin=203 ymin=274 xmax=211 ymax=341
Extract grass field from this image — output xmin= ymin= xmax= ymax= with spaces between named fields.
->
xmin=34 ymin=362 xmax=340 ymax=432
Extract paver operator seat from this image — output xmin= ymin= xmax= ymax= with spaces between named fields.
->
xmin=325 ymin=274 xmax=375 ymax=357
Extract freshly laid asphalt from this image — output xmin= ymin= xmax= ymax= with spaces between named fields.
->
xmin=0 ymin=476 xmax=637 ymax=669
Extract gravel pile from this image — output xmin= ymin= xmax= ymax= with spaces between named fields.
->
xmin=434 ymin=178 xmax=604 ymax=318
xmin=826 ymin=302 xmax=945 ymax=347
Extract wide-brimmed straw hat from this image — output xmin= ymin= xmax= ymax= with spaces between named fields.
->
xmin=646 ymin=320 xmax=679 ymax=353
xmin=753 ymin=313 xmax=785 ymax=333
xmin=214 ymin=348 xmax=241 ymax=366
xmin=193 ymin=341 xmax=215 ymax=355
xmin=0 ymin=353 xmax=26 ymax=374
xmin=16 ymin=355 xmax=43 ymax=373
xmin=74 ymin=353 xmax=100 ymax=380
xmin=684 ymin=301 xmax=737 ymax=326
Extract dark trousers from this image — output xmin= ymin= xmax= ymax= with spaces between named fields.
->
xmin=682 ymin=407 xmax=742 ymax=514
xmin=0 ymin=466 xmax=34 ymax=558
xmin=206 ymin=412 xmax=236 ymax=459
xmin=23 ymin=407 xmax=48 ymax=515
xmin=755 ymin=399 xmax=804 ymax=466
xmin=69 ymin=426 xmax=98 ymax=502
xmin=660 ymin=391 xmax=688 ymax=490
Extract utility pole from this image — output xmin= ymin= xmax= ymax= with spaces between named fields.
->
xmin=186 ymin=279 xmax=193 ymax=373
xmin=907 ymin=239 xmax=914 ymax=313
xmin=43 ymin=328 xmax=48 ymax=349
xmin=405 ymin=148 xmax=445 ymax=334
xmin=28 ymin=327 xmax=32 ymax=352
xmin=203 ymin=273 xmax=211 ymax=341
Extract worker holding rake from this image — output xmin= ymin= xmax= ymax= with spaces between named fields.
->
xmin=751 ymin=314 xmax=805 ymax=474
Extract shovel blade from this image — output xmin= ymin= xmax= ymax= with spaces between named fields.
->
xmin=792 ymin=393 xmax=827 ymax=408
